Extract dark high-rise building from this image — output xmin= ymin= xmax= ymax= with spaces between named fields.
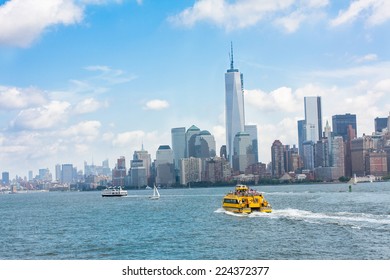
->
xmin=297 ymin=119 xmax=306 ymax=155
xmin=271 ymin=140 xmax=285 ymax=178
xmin=374 ymin=117 xmax=388 ymax=133
xmin=332 ymin=113 xmax=357 ymax=141
xmin=2 ymin=172 xmax=10 ymax=185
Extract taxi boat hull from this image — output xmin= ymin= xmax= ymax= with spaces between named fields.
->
xmin=222 ymin=184 xmax=272 ymax=214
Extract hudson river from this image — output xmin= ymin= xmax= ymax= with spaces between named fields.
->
xmin=1 ymin=182 xmax=390 ymax=259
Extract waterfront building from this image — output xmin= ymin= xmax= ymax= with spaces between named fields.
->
xmin=39 ymin=168 xmax=52 ymax=182
xmin=112 ymin=157 xmax=127 ymax=187
xmin=297 ymin=119 xmax=306 ymax=155
xmin=205 ymin=157 xmax=231 ymax=183
xmin=194 ymin=130 xmax=216 ymax=158
xmin=129 ymin=159 xmax=147 ymax=187
xmin=171 ymin=127 xmax=186 ymax=170
xmin=302 ymin=141 xmax=315 ymax=170
xmin=2 ymin=172 xmax=9 ymax=186
xmin=332 ymin=113 xmax=357 ymax=141
xmin=225 ymin=43 xmax=245 ymax=166
xmin=314 ymin=139 xmax=329 ymax=168
xmin=133 ymin=148 xmax=151 ymax=184
xmin=304 ymin=96 xmax=322 ymax=143
xmin=375 ymin=117 xmax=388 ymax=133
xmin=186 ymin=125 xmax=201 ymax=158
xmin=155 ymin=145 xmax=175 ymax=186
xmin=179 ymin=157 xmax=202 ymax=185
xmin=55 ymin=164 xmax=61 ymax=182
xmin=351 ymin=136 xmax=374 ymax=176
xmin=271 ymin=140 xmax=285 ymax=178
xmin=28 ymin=170 xmax=33 ymax=181
xmin=284 ymin=145 xmax=300 ymax=172
xmin=244 ymin=124 xmax=259 ymax=163
xmin=233 ymin=132 xmax=253 ymax=173
xmin=344 ymin=124 xmax=356 ymax=177
xmin=102 ymin=159 xmax=111 ymax=178
xmin=331 ymin=136 xmax=345 ymax=179
xmin=61 ymin=164 xmax=74 ymax=184
xmin=365 ymin=150 xmax=388 ymax=176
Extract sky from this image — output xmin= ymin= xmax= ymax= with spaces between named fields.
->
xmin=1 ymin=0 xmax=390 ymax=178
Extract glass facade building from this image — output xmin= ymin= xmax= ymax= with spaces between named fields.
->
xmin=225 ymin=44 xmax=245 ymax=166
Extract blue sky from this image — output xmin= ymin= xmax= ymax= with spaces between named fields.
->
xmin=1 ymin=0 xmax=390 ymax=177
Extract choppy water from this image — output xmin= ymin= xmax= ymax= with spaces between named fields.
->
xmin=1 ymin=182 xmax=390 ymax=259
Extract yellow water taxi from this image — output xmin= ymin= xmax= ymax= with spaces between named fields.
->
xmin=222 ymin=184 xmax=272 ymax=214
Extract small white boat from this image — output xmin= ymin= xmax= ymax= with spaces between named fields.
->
xmin=149 ymin=185 xmax=160 ymax=200
xmin=101 ymin=186 xmax=128 ymax=197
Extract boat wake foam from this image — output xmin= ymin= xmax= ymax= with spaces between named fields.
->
xmin=216 ymin=207 xmax=390 ymax=230
xmin=263 ymin=208 xmax=390 ymax=230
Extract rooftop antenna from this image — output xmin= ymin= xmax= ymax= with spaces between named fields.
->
xmin=230 ymin=41 xmax=234 ymax=70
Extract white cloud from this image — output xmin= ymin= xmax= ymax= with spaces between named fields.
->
xmin=84 ymin=65 xmax=137 ymax=85
xmin=169 ymin=0 xmax=329 ymax=32
xmin=143 ymin=99 xmax=170 ymax=110
xmin=60 ymin=120 xmax=101 ymax=142
xmin=11 ymin=100 xmax=71 ymax=130
xmin=331 ymin=0 xmax=390 ymax=27
xmin=0 ymin=0 xmax=133 ymax=48
xmin=0 ymin=0 xmax=83 ymax=47
xmin=245 ymin=87 xmax=301 ymax=113
xmin=112 ymin=130 xmax=145 ymax=147
xmin=73 ymin=97 xmax=107 ymax=114
xmin=354 ymin=53 xmax=378 ymax=63
xmin=0 ymin=86 xmax=47 ymax=110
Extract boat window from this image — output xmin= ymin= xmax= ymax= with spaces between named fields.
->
xmin=223 ymin=199 xmax=239 ymax=204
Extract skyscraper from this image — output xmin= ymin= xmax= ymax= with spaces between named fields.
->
xmin=271 ymin=140 xmax=285 ymax=178
xmin=155 ymin=145 xmax=175 ymax=186
xmin=244 ymin=124 xmax=259 ymax=163
xmin=232 ymin=132 xmax=253 ymax=173
xmin=332 ymin=113 xmax=357 ymax=141
xmin=185 ymin=125 xmax=201 ymax=158
xmin=304 ymin=96 xmax=322 ymax=143
xmin=171 ymin=127 xmax=186 ymax=169
xmin=375 ymin=117 xmax=388 ymax=133
xmin=297 ymin=119 xmax=306 ymax=155
xmin=225 ymin=43 xmax=245 ymax=166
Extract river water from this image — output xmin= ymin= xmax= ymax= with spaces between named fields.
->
xmin=1 ymin=182 xmax=389 ymax=259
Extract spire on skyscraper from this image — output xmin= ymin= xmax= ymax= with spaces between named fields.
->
xmin=230 ymin=41 xmax=234 ymax=70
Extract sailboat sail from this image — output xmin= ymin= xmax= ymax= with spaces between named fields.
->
xmin=150 ymin=185 xmax=160 ymax=200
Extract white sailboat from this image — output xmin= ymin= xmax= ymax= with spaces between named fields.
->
xmin=150 ymin=185 xmax=160 ymax=200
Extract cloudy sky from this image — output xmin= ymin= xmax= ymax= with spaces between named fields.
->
xmin=1 ymin=0 xmax=390 ymax=177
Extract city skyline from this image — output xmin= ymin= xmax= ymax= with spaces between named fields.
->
xmin=1 ymin=0 xmax=390 ymax=177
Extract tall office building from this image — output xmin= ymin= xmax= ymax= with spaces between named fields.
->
xmin=271 ymin=140 xmax=285 ymax=178
xmin=297 ymin=119 xmax=306 ymax=155
xmin=155 ymin=145 xmax=175 ymax=186
xmin=2 ymin=172 xmax=10 ymax=185
xmin=179 ymin=157 xmax=202 ymax=185
xmin=225 ymin=43 xmax=245 ymax=165
xmin=130 ymin=148 xmax=151 ymax=187
xmin=186 ymin=125 xmax=201 ymax=158
xmin=61 ymin=164 xmax=74 ymax=184
xmin=232 ymin=132 xmax=253 ymax=173
xmin=133 ymin=148 xmax=151 ymax=183
xmin=244 ymin=124 xmax=259 ymax=163
xmin=332 ymin=113 xmax=357 ymax=141
xmin=112 ymin=157 xmax=126 ymax=186
xmin=374 ymin=117 xmax=387 ymax=133
xmin=194 ymin=130 xmax=216 ymax=158
xmin=304 ymin=96 xmax=322 ymax=143
xmin=171 ymin=127 xmax=186 ymax=169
